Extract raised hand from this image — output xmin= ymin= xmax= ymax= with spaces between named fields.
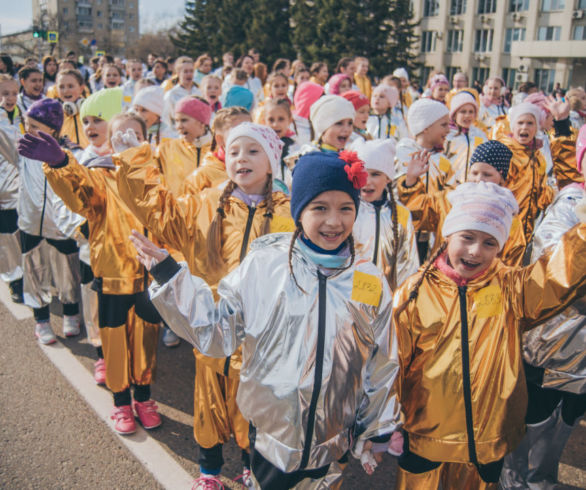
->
xmin=111 ymin=128 xmax=141 ymax=153
xmin=129 ymin=230 xmax=168 ymax=270
xmin=405 ymin=150 xmax=430 ymax=187
xmin=544 ymin=94 xmax=570 ymax=121
xmin=17 ymin=131 xmax=66 ymax=167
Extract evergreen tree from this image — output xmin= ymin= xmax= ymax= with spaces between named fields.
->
xmin=388 ymin=0 xmax=421 ymax=74
xmin=171 ymin=0 xmax=220 ymax=58
xmin=290 ymin=0 xmax=319 ymax=64
xmin=215 ymin=0 xmax=251 ymax=58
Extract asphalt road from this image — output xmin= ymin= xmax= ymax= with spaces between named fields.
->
xmin=0 ymin=291 xmax=584 ymax=489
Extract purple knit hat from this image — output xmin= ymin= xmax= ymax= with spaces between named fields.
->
xmin=26 ymin=98 xmax=64 ymax=132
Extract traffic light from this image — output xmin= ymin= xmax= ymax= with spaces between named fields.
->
xmin=33 ymin=26 xmax=47 ymax=39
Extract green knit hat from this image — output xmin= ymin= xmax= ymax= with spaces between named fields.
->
xmin=80 ymin=87 xmax=124 ymax=122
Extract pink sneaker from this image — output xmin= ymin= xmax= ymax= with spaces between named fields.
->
xmin=94 ymin=358 xmax=106 ymax=385
xmin=110 ymin=405 xmax=136 ymax=435
xmin=234 ymin=468 xmax=254 ymax=488
xmin=192 ymin=475 xmax=224 ymax=490
xmin=133 ymin=399 xmax=162 ymax=430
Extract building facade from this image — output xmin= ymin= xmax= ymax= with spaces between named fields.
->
xmin=411 ymin=0 xmax=586 ymax=91
xmin=32 ymin=0 xmax=140 ymax=58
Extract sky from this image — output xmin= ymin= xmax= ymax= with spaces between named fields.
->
xmin=2 ymin=0 xmax=185 ymax=36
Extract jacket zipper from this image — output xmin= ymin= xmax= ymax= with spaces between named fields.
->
xmin=373 ymin=205 xmax=381 ymax=265
xmin=458 ymin=285 xmax=478 ymax=464
xmin=39 ymin=177 xmax=48 ymax=236
xmin=196 ymin=147 xmax=202 ymax=168
xmin=74 ymin=116 xmax=80 ymax=144
xmin=224 ymin=202 xmax=257 ymax=376
xmin=464 ymin=133 xmax=470 ymax=181
xmin=300 ymin=271 xmax=327 ymax=469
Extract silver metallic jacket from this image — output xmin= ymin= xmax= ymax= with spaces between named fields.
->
xmin=527 ymin=184 xmax=586 ymax=394
xmin=0 ymin=122 xmax=20 ymax=209
xmin=353 ymin=199 xmax=419 ymax=291
xmin=150 ymin=233 xmax=401 ymax=473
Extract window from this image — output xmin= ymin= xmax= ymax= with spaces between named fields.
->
xmin=421 ymin=31 xmax=437 ymax=52
xmin=478 ymin=0 xmax=497 ymax=13
xmin=76 ymin=6 xmax=92 ymax=16
xmin=509 ymin=0 xmax=529 ymax=10
xmin=129 ymin=26 xmax=135 ymax=32
xmin=420 ymin=66 xmax=434 ymax=85
xmin=446 ymin=66 xmax=461 ymax=82
xmin=541 ymin=0 xmax=565 ymax=10
xmin=450 ymin=0 xmax=467 ymax=14
xmin=128 ymin=13 xmax=133 ymax=19
xmin=110 ymin=0 xmax=125 ymax=6
xmin=574 ymin=25 xmax=586 ymax=40
xmin=424 ymin=0 xmax=440 ymax=16
xmin=504 ymin=27 xmax=526 ymax=52
xmin=537 ymin=26 xmax=561 ymax=40
xmin=98 ymin=23 xmax=103 ymax=28
xmin=111 ymin=20 xmax=125 ymax=29
xmin=447 ymin=30 xmax=464 ymax=52
xmin=62 ymin=7 xmax=68 ymax=14
xmin=535 ymin=68 xmax=556 ymax=92
xmin=111 ymin=11 xmax=124 ymax=19
xmin=502 ymin=68 xmax=517 ymax=88
xmin=472 ymin=67 xmax=490 ymax=84
xmin=578 ymin=0 xmax=586 ymax=8
xmin=475 ymin=29 xmax=494 ymax=51
xmin=97 ymin=10 xmax=102 ymax=16
xmin=78 ymin=19 xmax=93 ymax=28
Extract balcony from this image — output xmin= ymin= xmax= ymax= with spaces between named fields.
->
xmin=511 ymin=40 xmax=586 ymax=58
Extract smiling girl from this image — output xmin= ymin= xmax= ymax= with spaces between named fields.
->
xmin=56 ymin=69 xmax=89 ymax=148
xmin=308 ymin=94 xmax=355 ymax=153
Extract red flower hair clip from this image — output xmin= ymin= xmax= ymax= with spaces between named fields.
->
xmin=339 ymin=150 xmax=368 ymax=189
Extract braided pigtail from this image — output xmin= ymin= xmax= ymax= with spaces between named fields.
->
xmin=346 ymin=234 xmax=356 ymax=269
xmin=207 ymin=180 xmax=237 ymax=269
xmin=260 ymin=176 xmax=275 ymax=236
xmin=394 ymin=241 xmax=447 ymax=318
xmin=387 ymin=183 xmax=400 ymax=288
xmin=288 ymin=227 xmax=306 ymax=293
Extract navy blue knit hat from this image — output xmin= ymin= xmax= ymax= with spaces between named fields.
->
xmin=470 ymin=140 xmax=513 ymax=180
xmin=290 ymin=150 xmax=367 ymax=224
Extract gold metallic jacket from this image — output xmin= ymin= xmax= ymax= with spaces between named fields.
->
xmin=500 ymin=136 xmax=554 ymax=242
xmin=156 ymin=135 xmax=212 ymax=195
xmin=397 ymin=178 xmax=526 ymax=267
xmin=394 ymin=222 xmax=586 ymax=464
xmin=60 ymin=113 xmax=89 ymax=149
xmin=182 ymin=151 xmax=228 ymax=194
xmin=44 ymin=152 xmax=147 ymax=295
xmin=150 ymin=233 xmax=401 ymax=472
xmin=550 ymin=129 xmax=584 ymax=190
xmin=353 ymin=198 xmax=419 ymax=290
xmin=526 ymin=184 xmax=586 ymax=394
xmin=444 ymin=126 xmax=488 ymax=184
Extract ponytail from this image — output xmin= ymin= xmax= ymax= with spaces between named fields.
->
xmin=207 ymin=180 xmax=237 ymax=269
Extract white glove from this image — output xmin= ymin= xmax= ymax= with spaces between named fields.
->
xmin=111 ymin=128 xmax=141 ymax=153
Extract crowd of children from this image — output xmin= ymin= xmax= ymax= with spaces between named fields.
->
xmin=1 ymin=51 xmax=585 ymax=490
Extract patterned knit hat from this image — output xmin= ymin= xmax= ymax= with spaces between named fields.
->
xmin=469 ymin=140 xmax=513 ymax=179
xmin=342 ymin=90 xmax=369 ymax=111
xmin=442 ymin=181 xmax=519 ymax=250
xmin=27 ymin=98 xmax=64 ymax=131
xmin=328 ymin=74 xmax=352 ymax=95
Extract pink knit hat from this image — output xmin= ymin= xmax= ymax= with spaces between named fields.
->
xmin=328 ymin=74 xmax=352 ymax=95
xmin=577 ymin=124 xmax=586 ymax=172
xmin=449 ymin=91 xmax=479 ymax=120
xmin=430 ymin=74 xmax=450 ymax=91
xmin=372 ymin=84 xmax=399 ymax=109
xmin=524 ymin=92 xmax=549 ymax=127
xmin=175 ymin=96 xmax=212 ymax=126
xmin=293 ymin=81 xmax=325 ymax=119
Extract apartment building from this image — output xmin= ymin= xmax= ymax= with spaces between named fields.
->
xmin=32 ymin=0 xmax=140 ymax=57
xmin=411 ymin=0 xmax=586 ymax=91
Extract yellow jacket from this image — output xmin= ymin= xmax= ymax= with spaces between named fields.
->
xmin=44 ymin=152 xmax=146 ymax=295
xmin=354 ymin=74 xmax=372 ymax=99
xmin=114 ymin=143 xmax=294 ymax=373
xmin=500 ymin=136 xmax=554 ymax=242
xmin=394 ymin=223 xmax=586 ymax=464
xmin=490 ymin=115 xmax=510 ymax=140
xmin=550 ymin=128 xmax=584 ymax=190
xmin=156 ymin=136 xmax=211 ymax=195
xmin=182 ymin=151 xmax=228 ymax=194
xmin=397 ymin=177 xmax=526 ymax=267
xmin=60 ymin=113 xmax=89 ymax=148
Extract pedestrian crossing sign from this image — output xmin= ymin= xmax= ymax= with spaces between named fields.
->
xmin=48 ymin=31 xmax=58 ymax=43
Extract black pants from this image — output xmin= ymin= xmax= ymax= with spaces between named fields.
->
xmin=0 ymin=208 xmax=18 ymax=233
xmin=96 ymin=289 xmax=161 ymax=328
xmin=198 ymin=444 xmax=250 ymax=474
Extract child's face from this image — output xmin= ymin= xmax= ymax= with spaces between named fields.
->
xmin=45 ymin=60 xmax=57 ymax=75
xmin=265 ymin=105 xmax=291 ymax=138
xmin=270 ymin=78 xmax=289 ymax=99
xmin=296 ymin=71 xmax=310 ymax=85
xmin=447 ymin=230 xmax=499 ymax=279
xmin=226 ymin=136 xmax=270 ymax=195
xmin=468 ymin=162 xmax=504 ymax=185
xmin=133 ymin=104 xmax=159 ymax=128
xmin=317 ymin=65 xmax=329 ymax=83
xmin=354 ymin=105 xmax=370 ymax=130
xmin=199 ymin=58 xmax=212 ymax=74
xmin=512 ymin=114 xmax=537 ymax=145
xmin=110 ymin=119 xmax=145 ymax=144
xmin=104 ymin=67 xmax=121 ymax=88
xmin=361 ymin=169 xmax=390 ymax=203
xmin=422 ymin=115 xmax=450 ymax=148
xmin=357 ymin=60 xmax=369 ymax=76
xmin=485 ymin=80 xmax=502 ymax=100
xmin=432 ymin=84 xmax=449 ymax=102
xmin=338 ymin=79 xmax=352 ymax=95
xmin=372 ymin=92 xmax=390 ymax=114
xmin=454 ymin=104 xmax=477 ymax=129
xmin=300 ymin=190 xmax=356 ymax=250
xmin=128 ymin=62 xmax=142 ymax=81
xmin=57 ymin=74 xmax=83 ymax=102
xmin=25 ymin=116 xmax=55 ymax=137
xmin=153 ymin=63 xmax=166 ymax=80
xmin=178 ymin=64 xmax=194 ymax=87
xmin=82 ymin=115 xmax=109 ymax=147
xmin=175 ymin=112 xmax=205 ymax=141
xmin=321 ymin=118 xmax=353 ymax=150
xmin=22 ymin=72 xmax=44 ymax=97
xmin=204 ymin=79 xmax=221 ymax=103
xmin=215 ymin=114 xmax=252 ymax=150
xmin=0 ymin=81 xmax=18 ymax=111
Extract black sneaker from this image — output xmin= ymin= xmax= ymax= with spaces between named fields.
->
xmin=8 ymin=278 xmax=24 ymax=304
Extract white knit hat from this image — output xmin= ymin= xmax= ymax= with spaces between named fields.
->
xmin=407 ymin=98 xmax=449 ymax=137
xmin=442 ymin=182 xmax=519 ymax=250
xmin=132 ymin=86 xmax=165 ymax=116
xmin=309 ymin=95 xmax=355 ymax=141
xmin=225 ymin=122 xmax=284 ymax=177
xmin=509 ymin=102 xmax=542 ymax=131
xmin=372 ymin=84 xmax=399 ymax=109
xmin=350 ymin=138 xmax=396 ymax=180
xmin=393 ymin=68 xmax=409 ymax=81
xmin=449 ymin=91 xmax=479 ymax=120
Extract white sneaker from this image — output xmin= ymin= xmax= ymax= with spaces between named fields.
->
xmin=35 ymin=322 xmax=57 ymax=345
xmin=162 ymin=327 xmax=180 ymax=347
xmin=63 ymin=314 xmax=81 ymax=337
